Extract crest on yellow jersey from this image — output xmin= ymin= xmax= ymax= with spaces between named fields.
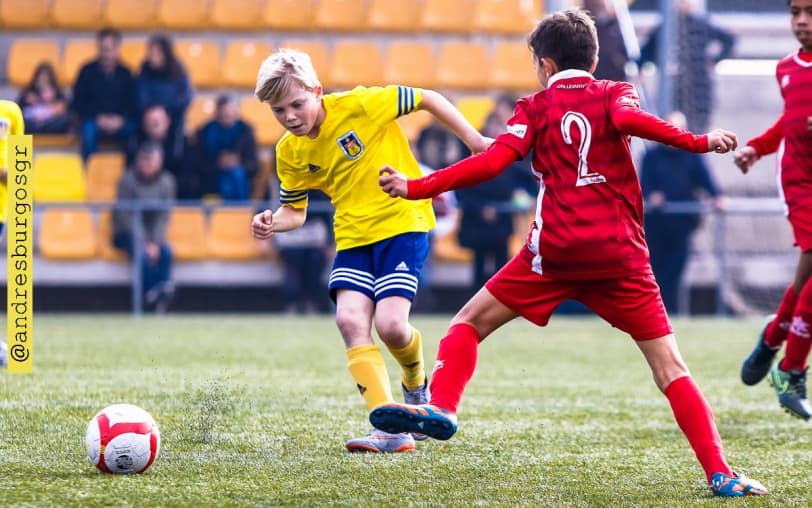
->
xmin=337 ymin=130 xmax=364 ymax=160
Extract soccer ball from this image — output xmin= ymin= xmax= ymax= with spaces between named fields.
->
xmin=85 ymin=403 xmax=161 ymax=474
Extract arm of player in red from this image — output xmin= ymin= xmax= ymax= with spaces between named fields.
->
xmin=746 ymin=114 xmax=783 ymax=157
xmin=407 ymin=143 xmax=521 ymax=200
xmin=612 ymin=106 xmax=710 ymax=153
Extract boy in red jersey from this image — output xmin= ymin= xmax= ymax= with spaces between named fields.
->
xmin=737 ymin=0 xmax=812 ymax=421
xmin=369 ymin=8 xmax=767 ymax=497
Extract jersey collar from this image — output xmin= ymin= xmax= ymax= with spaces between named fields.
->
xmin=547 ymin=69 xmax=594 ymax=88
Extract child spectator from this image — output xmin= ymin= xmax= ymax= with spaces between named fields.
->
xmin=16 ymin=62 xmax=71 ymax=134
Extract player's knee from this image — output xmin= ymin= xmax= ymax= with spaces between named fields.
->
xmin=335 ymin=310 xmax=366 ymax=341
xmin=374 ymin=316 xmax=410 ymax=347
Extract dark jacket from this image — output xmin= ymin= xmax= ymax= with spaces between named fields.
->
xmin=196 ymin=119 xmax=259 ymax=195
xmin=640 ymin=145 xmax=720 ymax=235
xmin=135 ymin=64 xmax=192 ymax=120
xmin=72 ymin=60 xmax=136 ymax=120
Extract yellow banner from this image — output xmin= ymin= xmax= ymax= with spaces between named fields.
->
xmin=7 ymin=134 xmax=33 ymax=373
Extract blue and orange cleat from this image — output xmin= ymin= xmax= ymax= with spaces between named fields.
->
xmin=344 ymin=429 xmax=415 ymax=453
xmin=402 ymin=379 xmax=430 ymax=441
xmin=370 ymin=403 xmax=458 ymax=441
xmin=710 ymin=472 xmax=768 ymax=497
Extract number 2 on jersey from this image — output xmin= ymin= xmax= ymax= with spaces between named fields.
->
xmin=560 ymin=111 xmax=606 ymax=187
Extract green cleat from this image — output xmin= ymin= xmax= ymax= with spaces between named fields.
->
xmin=768 ymin=364 xmax=811 ymax=420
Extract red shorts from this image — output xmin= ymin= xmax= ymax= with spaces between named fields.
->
xmin=788 ymin=205 xmax=812 ymax=252
xmin=486 ymin=248 xmax=673 ymax=341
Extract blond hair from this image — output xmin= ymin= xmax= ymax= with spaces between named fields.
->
xmin=255 ymin=48 xmax=321 ymax=104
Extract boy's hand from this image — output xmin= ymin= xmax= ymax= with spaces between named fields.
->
xmin=733 ymin=145 xmax=758 ymax=174
xmin=251 ymin=209 xmax=274 ymax=239
xmin=706 ymin=129 xmax=738 ymax=153
xmin=379 ymin=166 xmax=409 ymax=198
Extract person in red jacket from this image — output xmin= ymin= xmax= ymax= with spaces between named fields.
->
xmin=370 ymin=8 xmax=767 ymax=498
xmin=736 ymin=0 xmax=812 ymax=422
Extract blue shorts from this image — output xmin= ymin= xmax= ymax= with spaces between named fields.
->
xmin=328 ymin=232 xmax=429 ymax=302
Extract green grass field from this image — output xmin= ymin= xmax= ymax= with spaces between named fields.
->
xmin=1 ymin=315 xmax=810 ymax=507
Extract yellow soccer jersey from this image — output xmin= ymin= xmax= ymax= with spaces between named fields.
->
xmin=276 ymin=85 xmax=436 ymax=251
xmin=0 ymin=100 xmax=25 ymax=223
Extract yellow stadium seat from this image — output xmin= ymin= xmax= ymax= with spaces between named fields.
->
xmin=420 ymin=0 xmax=473 ymax=33
xmin=104 ymin=0 xmax=158 ymax=30
xmin=0 ymin=0 xmax=50 ymax=29
xmin=240 ymin=97 xmax=286 ymax=147
xmin=368 ymin=0 xmax=421 ymax=32
xmin=436 ymin=41 xmax=490 ymax=90
xmin=278 ymin=40 xmax=330 ymax=88
xmin=157 ymin=0 xmax=211 ymax=30
xmin=315 ymin=0 xmax=368 ymax=31
xmin=208 ymin=208 xmax=267 ymax=260
xmin=61 ymin=39 xmax=96 ymax=87
xmin=175 ymin=40 xmax=222 ymax=89
xmin=85 ymin=152 xmax=126 ymax=203
xmin=210 ymin=0 xmax=264 ymax=30
xmin=491 ymin=40 xmax=538 ymax=91
xmin=223 ymin=40 xmax=273 ymax=89
xmin=7 ymin=39 xmax=60 ymax=87
xmin=39 ymin=209 xmax=97 ymax=260
xmin=97 ymin=211 xmax=128 ymax=261
xmin=33 ymin=153 xmax=86 ymax=202
xmin=330 ymin=41 xmax=382 ymax=89
xmin=120 ymin=39 xmax=147 ymax=73
xmin=457 ymin=95 xmax=496 ymax=131
xmin=472 ymin=0 xmax=543 ymax=35
xmin=396 ymin=110 xmax=433 ymax=143
xmin=167 ymin=208 xmax=208 ymax=260
xmin=262 ymin=0 xmax=316 ymax=31
xmin=33 ymin=133 xmax=78 ymax=149
xmin=51 ymin=0 xmax=104 ymax=29
xmin=383 ymin=41 xmax=436 ymax=89
xmin=186 ymin=95 xmax=218 ymax=135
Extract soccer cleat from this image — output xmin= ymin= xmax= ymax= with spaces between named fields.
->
xmin=710 ymin=472 xmax=768 ymax=497
xmin=370 ymin=403 xmax=458 ymax=441
xmin=740 ymin=315 xmax=779 ymax=386
xmin=402 ymin=379 xmax=429 ymax=441
xmin=344 ymin=428 xmax=415 ymax=453
xmin=768 ymin=364 xmax=811 ymax=420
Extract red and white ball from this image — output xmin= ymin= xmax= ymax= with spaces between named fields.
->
xmin=85 ymin=403 xmax=160 ymax=474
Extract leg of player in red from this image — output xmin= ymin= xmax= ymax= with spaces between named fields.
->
xmin=766 ymin=253 xmax=812 ymax=420
xmin=741 ymin=253 xmax=812 ymax=385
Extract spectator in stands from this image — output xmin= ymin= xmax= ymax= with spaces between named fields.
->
xmin=584 ymin=0 xmax=630 ymax=81
xmin=133 ymin=104 xmax=199 ymax=199
xmin=641 ymin=111 xmax=723 ymax=315
xmin=455 ymin=112 xmax=518 ymax=294
xmin=73 ymin=28 xmax=136 ymax=161
xmin=639 ymin=0 xmax=735 ymax=132
xmin=416 ymin=114 xmax=470 ymax=170
xmin=135 ymin=34 xmax=192 ymax=164
xmin=196 ymin=94 xmax=259 ymax=201
xmin=16 ymin=62 xmax=71 ymax=134
xmin=113 ymin=141 xmax=176 ymax=313
xmin=274 ymin=190 xmax=333 ymax=314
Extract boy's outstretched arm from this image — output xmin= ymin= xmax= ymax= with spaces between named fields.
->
xmin=734 ymin=115 xmax=783 ymax=174
xmin=380 ymin=143 xmax=520 ymax=200
xmin=418 ymin=89 xmax=491 ymax=154
xmin=612 ymin=106 xmax=737 ymax=153
xmin=251 ymin=206 xmax=307 ymax=239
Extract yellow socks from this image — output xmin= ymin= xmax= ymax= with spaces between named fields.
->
xmin=386 ymin=327 xmax=426 ymax=391
xmin=346 ymin=344 xmax=393 ymax=410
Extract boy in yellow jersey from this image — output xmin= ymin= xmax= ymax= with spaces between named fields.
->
xmin=251 ymin=49 xmax=489 ymax=452
xmin=0 ymin=100 xmax=25 ymax=368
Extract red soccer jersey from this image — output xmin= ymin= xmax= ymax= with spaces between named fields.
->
xmin=747 ymin=50 xmax=812 ymax=210
xmin=496 ymin=70 xmax=708 ymax=279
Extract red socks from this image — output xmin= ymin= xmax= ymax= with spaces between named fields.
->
xmin=780 ymin=280 xmax=812 ymax=372
xmin=765 ymin=285 xmax=797 ymax=348
xmin=428 ymin=323 xmax=480 ymax=414
xmin=665 ymin=376 xmax=732 ymax=482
